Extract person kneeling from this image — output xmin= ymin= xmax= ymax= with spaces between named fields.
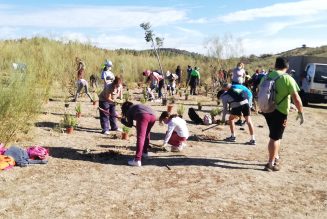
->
xmin=159 ymin=111 xmax=189 ymax=152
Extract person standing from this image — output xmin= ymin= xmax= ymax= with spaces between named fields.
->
xmin=98 ymin=77 xmax=122 ymax=134
xmin=186 ymin=65 xmax=192 ymax=87
xmin=189 ymin=67 xmax=200 ymax=95
xmin=175 ymin=65 xmax=182 ymax=87
xmin=101 ymin=60 xmax=115 ymax=87
xmin=159 ymin=111 xmax=189 ymax=152
xmin=232 ymin=62 xmax=246 ymax=85
xmin=119 ymin=101 xmax=157 ymax=167
xmin=218 ymin=83 xmax=256 ymax=145
xmin=260 ymin=57 xmax=304 ymax=171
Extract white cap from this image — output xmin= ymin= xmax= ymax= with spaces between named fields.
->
xmin=105 ymin=59 xmax=113 ymax=67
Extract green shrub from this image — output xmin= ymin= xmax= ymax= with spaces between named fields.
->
xmin=122 ymin=126 xmax=130 ymax=133
xmin=62 ymin=114 xmax=78 ymax=128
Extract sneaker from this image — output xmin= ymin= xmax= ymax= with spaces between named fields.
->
xmin=263 ymin=163 xmax=280 ymax=172
xmin=102 ymin=130 xmax=110 ymax=135
xmin=142 ymin=153 xmax=149 ymax=159
xmin=180 ymin=142 xmax=187 ymax=149
xmin=128 ymin=159 xmax=141 ymax=167
xmin=224 ymin=136 xmax=236 ymax=142
xmin=235 ymin=120 xmax=243 ymax=126
xmin=246 ymin=140 xmax=256 ymax=145
xmin=274 ymin=158 xmax=280 ymax=166
xmin=112 ymin=128 xmax=122 ymax=132
xmin=171 ymin=146 xmax=182 ymax=152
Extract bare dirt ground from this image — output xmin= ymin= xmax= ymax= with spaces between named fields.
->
xmin=1 ymin=88 xmax=327 ymax=219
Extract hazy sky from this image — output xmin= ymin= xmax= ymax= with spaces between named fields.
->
xmin=0 ymin=0 xmax=326 ymax=56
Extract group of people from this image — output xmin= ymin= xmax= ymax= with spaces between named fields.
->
xmin=217 ymin=57 xmax=304 ymax=171
xmin=72 ymin=57 xmax=304 ymax=172
xmin=142 ymin=64 xmax=203 ymax=101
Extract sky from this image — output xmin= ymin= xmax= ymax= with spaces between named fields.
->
xmin=0 ymin=0 xmax=326 ymax=56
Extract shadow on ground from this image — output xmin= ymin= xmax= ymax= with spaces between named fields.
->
xmin=35 ymin=121 xmax=59 ymax=128
xmin=49 ymin=146 xmax=264 ymax=170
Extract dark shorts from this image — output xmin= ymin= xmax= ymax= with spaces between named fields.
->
xmin=263 ymin=110 xmax=288 ymax=140
xmin=231 ymin=104 xmax=250 ymax=117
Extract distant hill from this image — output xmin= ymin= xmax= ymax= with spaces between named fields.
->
xmin=115 ymin=48 xmax=204 ymax=58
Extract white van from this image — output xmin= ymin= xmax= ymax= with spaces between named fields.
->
xmin=288 ymin=56 xmax=327 ymax=106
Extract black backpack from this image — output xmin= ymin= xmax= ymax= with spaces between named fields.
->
xmin=188 ymin=107 xmax=203 ymax=125
xmin=225 ymin=88 xmax=245 ymax=102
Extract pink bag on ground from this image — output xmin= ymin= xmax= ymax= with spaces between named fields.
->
xmin=0 ymin=143 xmax=7 ymax=155
xmin=26 ymin=146 xmax=49 ymax=160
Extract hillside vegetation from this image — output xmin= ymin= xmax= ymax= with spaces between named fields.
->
xmin=0 ymin=37 xmax=326 ymax=143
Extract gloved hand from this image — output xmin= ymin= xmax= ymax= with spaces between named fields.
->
xmin=296 ymin=112 xmax=304 ymax=125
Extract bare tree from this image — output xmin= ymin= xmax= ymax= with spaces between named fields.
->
xmin=204 ymin=33 xmax=244 ymax=98
xmin=140 ymin=22 xmax=164 ymax=74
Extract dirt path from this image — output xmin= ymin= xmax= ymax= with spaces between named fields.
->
xmin=1 ymin=89 xmax=327 ymax=218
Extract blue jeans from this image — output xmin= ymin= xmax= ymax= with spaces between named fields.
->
xmin=99 ymin=101 xmax=118 ymax=132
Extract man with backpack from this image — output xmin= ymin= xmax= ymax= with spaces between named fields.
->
xmin=258 ymin=57 xmax=304 ymax=172
xmin=218 ymin=83 xmax=256 ymax=145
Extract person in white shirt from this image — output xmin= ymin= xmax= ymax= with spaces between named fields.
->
xmin=231 ymin=62 xmax=246 ymax=85
xmin=159 ymin=111 xmax=189 ymax=152
xmin=101 ymin=60 xmax=115 ymax=87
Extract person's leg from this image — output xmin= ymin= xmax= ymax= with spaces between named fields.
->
xmin=84 ymin=83 xmax=94 ymax=102
xmin=228 ymin=114 xmax=237 ymax=137
xmin=108 ymin=103 xmax=118 ymax=130
xmin=158 ymin=81 xmax=163 ymax=98
xmin=242 ymin=104 xmax=254 ymax=141
xmin=143 ymin=114 xmax=156 ymax=154
xmin=168 ymin=132 xmax=187 ymax=147
xmin=99 ymin=101 xmax=109 ymax=133
xmin=244 ymin=116 xmax=254 ymax=135
xmin=264 ymin=110 xmax=286 ymax=171
xmin=268 ymin=138 xmax=279 ymax=164
xmin=168 ymin=131 xmax=180 ymax=147
xmin=74 ymin=82 xmax=83 ymax=101
xmin=135 ymin=114 xmax=149 ymax=161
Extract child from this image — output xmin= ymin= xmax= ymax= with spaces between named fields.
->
xmin=119 ymin=101 xmax=157 ymax=167
xmin=159 ymin=111 xmax=189 ymax=152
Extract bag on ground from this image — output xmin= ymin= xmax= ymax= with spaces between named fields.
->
xmin=27 ymin=146 xmax=49 ymax=160
xmin=0 ymin=155 xmax=15 ymax=171
xmin=188 ymin=107 xmax=203 ymax=125
xmin=203 ymin=114 xmax=212 ymax=125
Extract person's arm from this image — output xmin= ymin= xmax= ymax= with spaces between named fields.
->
xmin=121 ymin=114 xmax=134 ymax=127
xmin=292 ymin=92 xmax=304 ymax=124
xmin=163 ymin=121 xmax=176 ymax=144
xmin=106 ymin=92 xmax=115 ymax=102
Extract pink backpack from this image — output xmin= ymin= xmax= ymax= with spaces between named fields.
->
xmin=26 ymin=146 xmax=49 ymax=160
xmin=0 ymin=143 xmax=7 ymax=155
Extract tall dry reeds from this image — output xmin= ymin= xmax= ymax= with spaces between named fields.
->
xmin=0 ymin=37 xmax=238 ymax=143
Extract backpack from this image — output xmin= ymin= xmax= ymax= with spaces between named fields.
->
xmin=225 ymin=88 xmax=245 ymax=103
xmin=188 ymin=107 xmax=203 ymax=124
xmin=0 ymin=155 xmax=15 ymax=171
xmin=257 ymin=74 xmax=287 ymax=113
xmin=203 ymin=114 xmax=212 ymax=125
xmin=27 ymin=146 xmax=49 ymax=160
xmin=0 ymin=143 xmax=6 ymax=155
